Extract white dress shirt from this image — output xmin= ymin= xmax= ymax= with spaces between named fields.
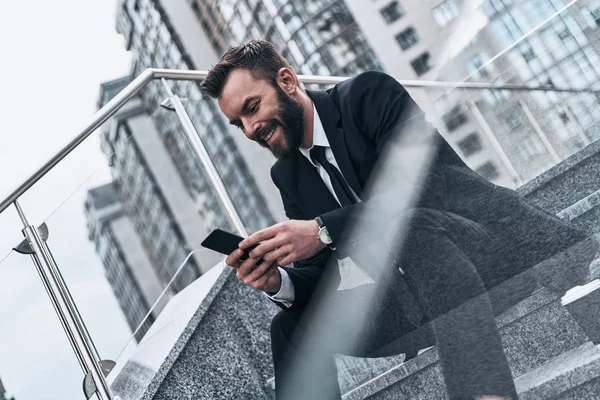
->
xmin=268 ymin=104 xmax=361 ymax=306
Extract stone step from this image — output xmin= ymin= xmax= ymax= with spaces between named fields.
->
xmin=344 ymin=342 xmax=600 ymax=400
xmin=516 ymin=342 xmax=600 ymax=400
xmin=338 ymin=285 xmax=590 ymax=397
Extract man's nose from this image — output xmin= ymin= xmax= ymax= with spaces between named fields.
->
xmin=244 ymin=119 xmax=262 ymax=140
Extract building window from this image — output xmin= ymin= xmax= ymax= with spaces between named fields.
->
xmin=458 ymin=133 xmax=482 ymax=156
xmin=505 ymin=113 xmax=522 ymax=130
xmin=443 ymin=105 xmax=468 ymax=131
xmin=476 ymin=161 xmax=500 ymax=180
xmin=558 ymin=29 xmax=571 ymax=40
xmin=465 ymin=52 xmax=490 ymax=79
xmin=581 ymin=2 xmax=600 ymax=29
xmin=522 ymin=47 xmax=536 ymax=62
xmin=485 ymin=89 xmax=508 ymax=105
xmin=395 ymin=27 xmax=419 ymax=50
xmin=432 ymin=0 xmax=459 ymax=27
xmin=518 ymin=136 xmax=545 ymax=160
xmin=484 ymin=79 xmax=510 ymax=105
xmin=483 ymin=0 xmax=512 ymax=16
xmin=411 ymin=52 xmax=431 ymax=76
xmin=380 ymin=1 xmax=404 ymax=24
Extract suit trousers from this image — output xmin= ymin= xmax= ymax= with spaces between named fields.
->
xmin=270 ymin=208 xmax=518 ymax=400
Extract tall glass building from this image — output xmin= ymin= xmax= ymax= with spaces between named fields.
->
xmin=464 ymin=0 xmax=600 ymax=179
xmin=431 ymin=0 xmax=600 ymax=181
xmin=84 ymin=183 xmax=166 ymax=342
xmin=97 ymin=76 xmax=222 ymax=296
xmin=344 ymin=0 xmax=600 ymax=184
xmin=189 ymin=0 xmax=384 ymax=76
xmin=116 ymin=0 xmax=278 ymax=234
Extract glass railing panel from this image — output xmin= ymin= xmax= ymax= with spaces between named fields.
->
xmin=0 ymin=206 xmax=28 ymax=267
xmin=415 ymin=83 xmax=600 ymax=188
xmin=426 ymin=0 xmax=600 ymax=187
xmin=109 ymin=247 xmax=224 ymax=386
xmin=0 ymin=250 xmax=83 ymax=400
xmin=24 ymin=85 xmax=240 ymax=388
xmin=9 ymin=96 xmax=200 ymax=374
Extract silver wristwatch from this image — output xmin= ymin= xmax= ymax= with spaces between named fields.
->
xmin=315 ymin=216 xmax=335 ymax=249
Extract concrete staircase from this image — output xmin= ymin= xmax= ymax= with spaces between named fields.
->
xmin=336 ymin=141 xmax=600 ymax=399
xmin=109 ymin=142 xmax=600 ymax=399
xmin=340 ymin=283 xmax=600 ymax=399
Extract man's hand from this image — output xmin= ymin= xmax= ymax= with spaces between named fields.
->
xmin=239 ymin=220 xmax=325 ymax=266
xmin=225 ymin=248 xmax=282 ymax=294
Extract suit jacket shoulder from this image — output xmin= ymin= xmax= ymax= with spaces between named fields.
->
xmin=270 ymin=154 xmax=296 ymax=189
xmin=331 ymin=71 xmax=407 ymax=113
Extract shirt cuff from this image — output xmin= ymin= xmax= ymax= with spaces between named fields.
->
xmin=265 ymin=267 xmax=295 ymax=307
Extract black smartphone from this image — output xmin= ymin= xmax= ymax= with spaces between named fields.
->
xmin=201 ymin=228 xmax=259 ymax=261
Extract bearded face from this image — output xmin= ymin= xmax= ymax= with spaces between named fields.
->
xmin=218 ymin=68 xmax=307 ymax=160
xmin=253 ymin=85 xmax=305 ymax=159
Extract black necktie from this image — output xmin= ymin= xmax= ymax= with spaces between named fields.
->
xmin=310 ymin=146 xmax=357 ymax=207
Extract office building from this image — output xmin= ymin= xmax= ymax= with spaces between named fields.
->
xmin=115 ymin=0 xmax=284 ymax=231
xmin=85 ymin=183 xmax=169 ymax=341
xmin=187 ymin=0 xmax=384 ymax=77
xmin=97 ymin=76 xmax=222 ymax=295
xmin=345 ymin=0 xmax=600 ymax=184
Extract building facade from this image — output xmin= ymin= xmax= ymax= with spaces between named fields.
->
xmin=345 ymin=0 xmax=600 ymax=185
xmin=97 ymin=77 xmax=222 ymax=295
xmin=115 ymin=0 xmax=284 ymax=232
xmin=188 ymin=0 xmax=384 ymax=77
xmin=85 ymin=183 xmax=168 ymax=342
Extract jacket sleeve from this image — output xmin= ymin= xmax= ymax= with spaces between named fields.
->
xmin=318 ymin=71 xmax=441 ymax=257
xmin=270 ymin=166 xmax=339 ymax=311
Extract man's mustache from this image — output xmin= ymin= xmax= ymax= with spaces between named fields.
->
xmin=256 ymin=120 xmax=280 ymax=144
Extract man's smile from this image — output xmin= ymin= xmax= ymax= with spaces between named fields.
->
xmin=264 ymin=124 xmax=276 ymax=143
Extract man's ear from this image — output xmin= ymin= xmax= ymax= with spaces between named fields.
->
xmin=277 ymin=67 xmax=298 ymax=95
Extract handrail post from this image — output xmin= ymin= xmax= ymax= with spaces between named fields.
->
xmin=14 ymin=201 xmax=116 ymax=400
xmin=159 ymin=78 xmax=249 ymax=237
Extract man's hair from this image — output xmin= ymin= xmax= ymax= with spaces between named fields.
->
xmin=201 ymin=40 xmax=293 ymax=98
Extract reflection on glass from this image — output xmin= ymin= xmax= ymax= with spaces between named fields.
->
xmin=32 ymin=95 xmax=225 ymax=376
xmin=425 ymin=0 xmax=600 ymax=186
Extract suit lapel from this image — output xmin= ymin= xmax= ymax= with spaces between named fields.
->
xmin=307 ymin=90 xmax=363 ymax=196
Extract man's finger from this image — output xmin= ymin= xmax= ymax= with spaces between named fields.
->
xmin=239 ymin=225 xmax=277 ymax=248
xmin=262 ymin=245 xmax=292 ymax=263
xmin=278 ymin=252 xmax=301 ymax=267
xmin=225 ymin=248 xmax=244 ymax=267
xmin=245 ymin=259 xmax=278 ymax=285
xmin=237 ymin=256 xmax=261 ymax=276
xmin=254 ymin=266 xmax=279 ymax=292
xmin=249 ymin=236 xmax=288 ymax=258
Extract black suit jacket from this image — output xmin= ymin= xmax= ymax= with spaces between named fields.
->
xmin=270 ymin=71 xmax=591 ymax=311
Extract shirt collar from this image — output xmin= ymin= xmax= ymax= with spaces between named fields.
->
xmin=299 ymin=103 xmax=329 ymax=165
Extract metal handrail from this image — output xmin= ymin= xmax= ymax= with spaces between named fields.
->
xmin=1 ymin=67 xmax=599 ymax=215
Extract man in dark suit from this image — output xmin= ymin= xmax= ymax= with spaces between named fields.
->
xmin=201 ymin=40 xmax=593 ymax=400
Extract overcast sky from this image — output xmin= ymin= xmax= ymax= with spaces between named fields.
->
xmin=0 ymin=2 xmax=135 ymax=399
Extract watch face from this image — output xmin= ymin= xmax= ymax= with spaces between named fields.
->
xmin=319 ymin=227 xmax=333 ymax=244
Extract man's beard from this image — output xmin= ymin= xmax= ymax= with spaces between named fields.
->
xmin=255 ymin=86 xmax=305 ymax=159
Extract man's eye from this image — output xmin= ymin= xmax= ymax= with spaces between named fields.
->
xmin=250 ymin=102 xmax=259 ymax=112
